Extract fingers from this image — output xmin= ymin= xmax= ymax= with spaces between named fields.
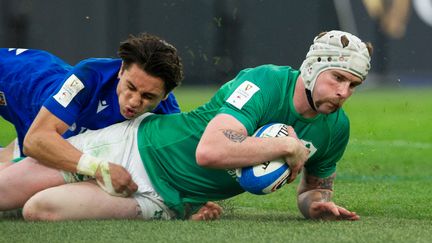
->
xmin=205 ymin=201 xmax=223 ymax=216
xmin=311 ymin=202 xmax=360 ymax=221
xmin=284 ymin=127 xmax=309 ymax=183
xmin=286 ymin=155 xmax=304 ymax=183
xmin=115 ymin=180 xmax=138 ymax=197
xmin=191 ymin=210 xmax=217 ymax=221
xmin=287 ymin=126 xmax=299 ymax=139
xmin=336 ymin=206 xmax=360 ymax=220
xmin=199 ymin=202 xmax=222 ymax=220
xmin=96 ymin=163 xmax=137 ymax=197
xmin=287 ymin=169 xmax=298 ymax=183
xmin=190 ymin=202 xmax=223 ymax=221
xmin=328 ymin=204 xmax=341 ymax=217
xmin=199 ymin=209 xmax=219 ymax=220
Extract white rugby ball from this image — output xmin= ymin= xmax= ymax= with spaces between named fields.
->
xmin=236 ymin=123 xmax=291 ymax=195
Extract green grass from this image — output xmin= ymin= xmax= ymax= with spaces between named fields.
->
xmin=0 ymin=119 xmax=15 ymax=147
xmin=1 ymin=86 xmax=432 ymax=243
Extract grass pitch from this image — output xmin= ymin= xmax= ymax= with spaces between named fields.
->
xmin=0 ymin=86 xmax=431 ymax=243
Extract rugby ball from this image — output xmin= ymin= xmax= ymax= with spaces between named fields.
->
xmin=236 ymin=123 xmax=291 ymax=195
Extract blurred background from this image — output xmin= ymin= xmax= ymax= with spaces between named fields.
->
xmin=0 ymin=0 xmax=430 ymax=88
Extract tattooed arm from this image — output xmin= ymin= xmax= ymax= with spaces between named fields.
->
xmin=196 ymin=114 xmax=308 ymax=181
xmin=297 ymin=170 xmax=360 ymax=220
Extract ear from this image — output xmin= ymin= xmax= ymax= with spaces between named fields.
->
xmin=162 ymin=93 xmax=169 ymax=100
xmin=118 ymin=62 xmax=125 ymax=78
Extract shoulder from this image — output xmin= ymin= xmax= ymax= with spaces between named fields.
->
xmin=73 ymin=58 xmax=121 ymax=73
xmin=70 ymin=58 xmax=121 ymax=86
xmin=232 ymin=64 xmax=296 ymax=88
xmin=238 ymin=64 xmax=294 ymax=75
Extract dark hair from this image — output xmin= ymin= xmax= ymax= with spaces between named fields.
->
xmin=118 ymin=33 xmax=184 ymax=94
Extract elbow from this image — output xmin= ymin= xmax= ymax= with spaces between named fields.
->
xmin=195 ymin=145 xmax=225 ymax=168
xmin=22 ymin=132 xmax=40 ymax=157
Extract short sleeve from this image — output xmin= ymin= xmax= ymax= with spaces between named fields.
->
xmin=305 ymin=112 xmax=350 ymax=178
xmin=43 ymin=61 xmax=98 ymax=126
xmin=218 ymin=66 xmax=286 ymax=135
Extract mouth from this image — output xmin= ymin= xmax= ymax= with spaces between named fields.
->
xmin=329 ymin=101 xmax=338 ymax=107
xmin=123 ymin=107 xmax=137 ymax=118
xmin=327 ymin=101 xmax=340 ymax=109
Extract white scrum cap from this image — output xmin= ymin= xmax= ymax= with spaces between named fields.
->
xmin=300 ymin=30 xmax=371 ymax=92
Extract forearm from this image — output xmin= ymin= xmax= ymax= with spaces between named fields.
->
xmin=297 ymin=189 xmax=333 ymax=219
xmin=23 ymin=131 xmax=81 ymax=172
xmin=197 ymin=132 xmax=297 ymax=169
xmin=196 ymin=114 xmax=307 ymax=169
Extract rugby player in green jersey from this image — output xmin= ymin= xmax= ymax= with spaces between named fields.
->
xmin=0 ymin=30 xmax=372 ymax=221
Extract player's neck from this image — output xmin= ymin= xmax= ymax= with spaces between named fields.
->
xmin=293 ymin=77 xmax=319 ymax=119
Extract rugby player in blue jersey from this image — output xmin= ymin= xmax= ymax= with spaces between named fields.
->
xmin=0 ymin=33 xmax=183 ymax=193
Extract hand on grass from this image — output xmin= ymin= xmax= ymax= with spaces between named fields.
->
xmin=309 ymin=201 xmax=360 ymax=221
xmin=190 ymin=202 xmax=223 ymax=221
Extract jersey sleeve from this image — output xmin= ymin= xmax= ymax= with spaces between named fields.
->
xmin=152 ymin=92 xmax=180 ymax=114
xmin=42 ymin=61 xmax=99 ymax=126
xmin=305 ymin=112 xmax=350 ymax=178
xmin=218 ymin=66 xmax=285 ymax=135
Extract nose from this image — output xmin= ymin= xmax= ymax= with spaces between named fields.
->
xmin=129 ymin=93 xmax=142 ymax=108
xmin=337 ymin=82 xmax=351 ymax=99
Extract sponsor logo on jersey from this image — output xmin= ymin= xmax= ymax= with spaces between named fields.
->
xmin=0 ymin=91 xmax=7 ymax=106
xmin=226 ymin=81 xmax=260 ymax=109
xmin=97 ymin=100 xmax=109 ymax=113
xmin=8 ymin=48 xmax=28 ymax=55
xmin=69 ymin=122 xmax=77 ymax=132
xmin=53 ymin=74 xmax=85 ymax=108
xmin=68 ymin=122 xmax=88 ymax=134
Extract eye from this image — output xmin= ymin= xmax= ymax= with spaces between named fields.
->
xmin=350 ymin=82 xmax=361 ymax=89
xmin=127 ymin=84 xmax=136 ymax=91
xmin=334 ymin=74 xmax=343 ymax=81
xmin=141 ymin=93 xmax=155 ymax=100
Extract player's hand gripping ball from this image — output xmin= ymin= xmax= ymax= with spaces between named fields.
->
xmin=236 ymin=123 xmax=291 ymax=195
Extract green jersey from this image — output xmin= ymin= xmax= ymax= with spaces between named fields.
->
xmin=137 ymin=64 xmax=349 ymax=219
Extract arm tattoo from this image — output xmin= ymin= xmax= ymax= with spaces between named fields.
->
xmin=298 ymin=173 xmax=336 ymax=218
xmin=305 ymin=174 xmax=335 ymax=190
xmin=222 ymin=129 xmax=247 ymax=143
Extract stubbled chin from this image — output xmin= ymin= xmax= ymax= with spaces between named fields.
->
xmin=317 ymin=104 xmax=339 ymax=114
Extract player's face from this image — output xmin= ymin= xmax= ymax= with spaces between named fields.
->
xmin=312 ymin=69 xmax=363 ymax=114
xmin=117 ymin=63 xmax=166 ymax=119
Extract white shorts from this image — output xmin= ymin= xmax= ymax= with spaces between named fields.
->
xmin=0 ymin=138 xmax=20 ymax=160
xmin=64 ymin=113 xmax=175 ymax=220
xmin=12 ymin=138 xmax=20 ymax=158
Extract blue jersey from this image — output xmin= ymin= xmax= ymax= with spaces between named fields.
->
xmin=0 ymin=48 xmax=180 ymax=155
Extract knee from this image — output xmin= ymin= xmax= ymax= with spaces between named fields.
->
xmin=22 ymin=192 xmax=59 ymax=221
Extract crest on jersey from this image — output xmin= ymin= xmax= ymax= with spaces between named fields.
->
xmin=53 ymin=74 xmax=85 ymax=108
xmin=301 ymin=139 xmax=317 ymax=158
xmin=226 ymin=81 xmax=260 ymax=109
xmin=0 ymin=91 xmax=7 ymax=106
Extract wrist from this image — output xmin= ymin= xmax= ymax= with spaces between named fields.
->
xmin=77 ymin=153 xmax=104 ymax=176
